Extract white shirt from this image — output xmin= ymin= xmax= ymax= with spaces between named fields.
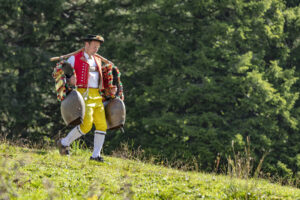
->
xmin=67 ymin=52 xmax=99 ymax=88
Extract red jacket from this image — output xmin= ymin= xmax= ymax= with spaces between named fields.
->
xmin=74 ymin=51 xmax=104 ymax=89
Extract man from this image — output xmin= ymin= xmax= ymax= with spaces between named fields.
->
xmin=57 ymin=34 xmax=116 ymax=162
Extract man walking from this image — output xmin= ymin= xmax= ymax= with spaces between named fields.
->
xmin=57 ymin=34 xmax=116 ymax=162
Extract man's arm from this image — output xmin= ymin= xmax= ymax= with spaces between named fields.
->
xmin=66 ymin=56 xmax=76 ymax=86
xmin=67 ymin=56 xmax=75 ymax=67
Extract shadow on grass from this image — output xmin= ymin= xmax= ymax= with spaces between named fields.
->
xmin=21 ymin=148 xmax=48 ymax=155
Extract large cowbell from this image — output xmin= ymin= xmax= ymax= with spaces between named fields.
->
xmin=105 ymin=98 xmax=126 ymax=131
xmin=61 ymin=90 xmax=85 ymax=126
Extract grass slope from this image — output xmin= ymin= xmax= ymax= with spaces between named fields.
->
xmin=0 ymin=142 xmax=300 ymax=200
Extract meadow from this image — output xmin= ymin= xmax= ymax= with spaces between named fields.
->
xmin=0 ymin=142 xmax=299 ymax=200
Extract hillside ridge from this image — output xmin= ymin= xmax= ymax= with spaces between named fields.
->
xmin=0 ymin=143 xmax=299 ymax=200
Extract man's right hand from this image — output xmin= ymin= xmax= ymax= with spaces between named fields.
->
xmin=68 ymin=75 xmax=76 ymax=86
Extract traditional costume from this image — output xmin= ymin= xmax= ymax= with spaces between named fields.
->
xmin=57 ymin=35 xmax=109 ymax=161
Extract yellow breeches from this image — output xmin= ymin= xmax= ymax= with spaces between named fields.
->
xmin=77 ymin=88 xmax=107 ymax=134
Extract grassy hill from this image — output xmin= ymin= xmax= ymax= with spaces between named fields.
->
xmin=0 ymin=142 xmax=299 ymax=200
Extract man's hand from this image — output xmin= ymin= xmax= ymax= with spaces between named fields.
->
xmin=68 ymin=75 xmax=76 ymax=86
xmin=110 ymin=86 xmax=117 ymax=95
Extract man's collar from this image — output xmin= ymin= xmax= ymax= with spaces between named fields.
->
xmin=84 ymin=51 xmax=93 ymax=60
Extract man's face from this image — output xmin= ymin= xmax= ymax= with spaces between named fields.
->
xmin=85 ymin=41 xmax=101 ymax=56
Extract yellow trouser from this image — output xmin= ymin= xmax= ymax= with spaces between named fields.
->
xmin=77 ymin=88 xmax=107 ymax=134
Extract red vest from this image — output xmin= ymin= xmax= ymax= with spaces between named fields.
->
xmin=74 ymin=51 xmax=103 ymax=89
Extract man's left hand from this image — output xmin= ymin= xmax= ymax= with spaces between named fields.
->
xmin=110 ymin=86 xmax=117 ymax=95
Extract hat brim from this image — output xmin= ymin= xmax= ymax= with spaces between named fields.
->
xmin=83 ymin=38 xmax=104 ymax=43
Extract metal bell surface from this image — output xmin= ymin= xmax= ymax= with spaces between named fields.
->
xmin=60 ymin=90 xmax=85 ymax=126
xmin=104 ymin=98 xmax=126 ymax=131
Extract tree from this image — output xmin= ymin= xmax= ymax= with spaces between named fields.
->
xmin=0 ymin=0 xmax=299 ymax=180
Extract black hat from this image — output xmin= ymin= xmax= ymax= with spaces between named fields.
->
xmin=82 ymin=34 xmax=104 ymax=43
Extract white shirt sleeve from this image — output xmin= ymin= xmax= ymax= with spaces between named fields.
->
xmin=67 ymin=56 xmax=75 ymax=68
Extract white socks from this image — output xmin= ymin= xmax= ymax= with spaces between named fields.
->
xmin=61 ymin=126 xmax=83 ymax=146
xmin=61 ymin=127 xmax=105 ymax=158
xmin=92 ymin=131 xmax=106 ymax=158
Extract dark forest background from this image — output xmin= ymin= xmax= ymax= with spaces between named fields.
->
xmin=0 ymin=0 xmax=299 ymax=182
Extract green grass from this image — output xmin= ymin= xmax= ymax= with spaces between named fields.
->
xmin=0 ymin=142 xmax=300 ymax=200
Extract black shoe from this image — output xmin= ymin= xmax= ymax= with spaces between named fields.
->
xmin=57 ymin=139 xmax=70 ymax=155
xmin=90 ymin=156 xmax=104 ymax=162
